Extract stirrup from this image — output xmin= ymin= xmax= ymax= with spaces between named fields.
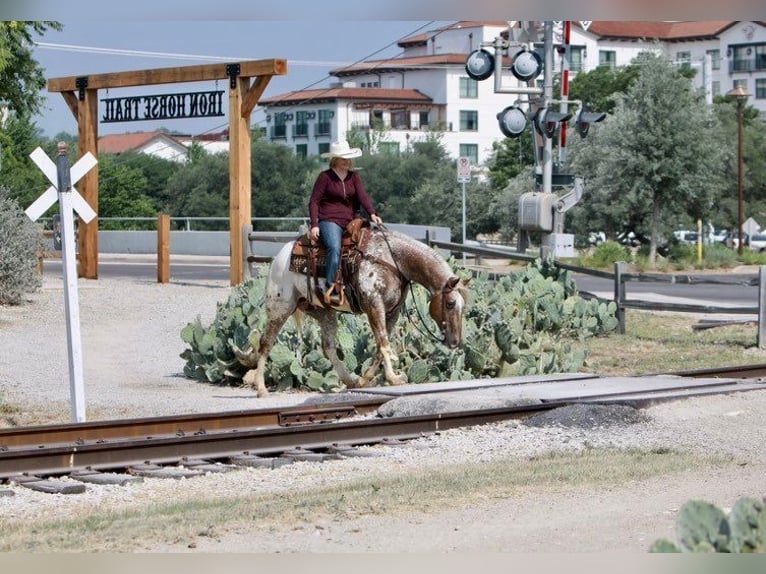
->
xmin=323 ymin=282 xmax=345 ymax=306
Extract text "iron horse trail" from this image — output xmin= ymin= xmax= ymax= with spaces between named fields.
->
xmin=100 ymin=90 xmax=225 ymax=123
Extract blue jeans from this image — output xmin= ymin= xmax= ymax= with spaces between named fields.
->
xmin=319 ymin=220 xmax=343 ymax=284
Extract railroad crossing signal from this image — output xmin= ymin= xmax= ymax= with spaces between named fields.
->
xmin=25 ymin=143 xmax=97 ymax=423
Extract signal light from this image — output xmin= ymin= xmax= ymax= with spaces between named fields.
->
xmin=497 ymin=106 xmax=527 ymax=138
xmin=533 ymin=108 xmax=572 ymax=139
xmin=574 ymin=105 xmax=606 ymax=137
xmin=510 ymin=49 xmax=543 ymax=82
xmin=465 ymin=49 xmax=495 ymax=81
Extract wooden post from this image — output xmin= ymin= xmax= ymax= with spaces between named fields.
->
xmin=228 ymin=75 xmax=251 ymax=286
xmin=614 ymin=261 xmax=627 ymax=335
xmin=758 ymin=266 xmax=766 ymax=349
xmin=157 ymin=213 xmax=170 ymax=284
xmin=77 ymin=87 xmax=99 ymax=279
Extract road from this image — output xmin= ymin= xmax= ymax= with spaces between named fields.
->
xmin=41 ymin=256 xmax=759 ymax=309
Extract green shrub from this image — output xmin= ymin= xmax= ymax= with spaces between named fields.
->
xmin=701 ymin=243 xmax=738 ymax=269
xmin=180 ymin=258 xmax=618 ymax=392
xmin=0 ymin=186 xmax=43 ymax=305
xmin=585 ymin=240 xmax=630 ymax=269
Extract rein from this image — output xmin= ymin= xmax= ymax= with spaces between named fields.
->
xmin=373 ymin=225 xmax=445 ymax=344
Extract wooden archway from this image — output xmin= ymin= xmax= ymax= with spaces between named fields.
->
xmin=47 ymin=58 xmax=287 ymax=285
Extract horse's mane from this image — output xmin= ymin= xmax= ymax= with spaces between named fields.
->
xmin=371 ymin=228 xmax=464 ymax=296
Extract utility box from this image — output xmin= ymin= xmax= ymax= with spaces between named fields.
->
xmin=543 ymin=232 xmax=576 ymax=258
xmin=519 ymin=192 xmax=555 ymax=232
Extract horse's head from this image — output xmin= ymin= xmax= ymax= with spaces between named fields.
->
xmin=428 ymin=276 xmax=469 ymax=349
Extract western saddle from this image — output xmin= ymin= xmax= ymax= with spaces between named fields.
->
xmin=288 ymin=218 xmax=371 ymax=309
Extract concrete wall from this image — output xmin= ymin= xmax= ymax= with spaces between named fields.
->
xmin=91 ymin=224 xmax=451 ymax=258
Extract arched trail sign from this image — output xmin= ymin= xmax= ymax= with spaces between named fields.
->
xmin=47 ymin=58 xmax=287 ymax=285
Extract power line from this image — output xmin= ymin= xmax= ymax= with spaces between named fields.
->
xmin=35 ymin=42 xmax=351 ymax=68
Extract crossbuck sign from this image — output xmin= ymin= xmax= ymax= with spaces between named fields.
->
xmin=25 ymin=144 xmax=97 ymax=422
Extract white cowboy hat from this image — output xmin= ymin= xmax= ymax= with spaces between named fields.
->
xmin=320 ymin=140 xmax=362 ymax=160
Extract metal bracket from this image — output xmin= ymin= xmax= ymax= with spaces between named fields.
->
xmin=225 ymin=63 xmax=241 ymax=89
xmin=75 ymin=76 xmax=88 ymax=101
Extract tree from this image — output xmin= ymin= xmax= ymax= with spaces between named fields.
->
xmin=0 ymin=21 xmax=62 ymax=119
xmin=567 ymin=52 xmax=728 ymax=265
xmin=97 ymin=155 xmax=159 ymax=229
xmin=0 ymin=114 xmax=49 ymax=210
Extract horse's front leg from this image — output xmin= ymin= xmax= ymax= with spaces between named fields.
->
xmin=363 ymin=303 xmax=405 ymax=386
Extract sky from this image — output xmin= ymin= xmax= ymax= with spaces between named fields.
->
xmin=30 ymin=20 xmax=450 ymax=138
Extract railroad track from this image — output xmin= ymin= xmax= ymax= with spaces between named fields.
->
xmin=2 ymin=365 xmax=765 ymax=493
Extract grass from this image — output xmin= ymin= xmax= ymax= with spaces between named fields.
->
xmin=572 ymin=310 xmax=764 ymax=375
xmin=0 ymin=448 xmax=726 ymax=552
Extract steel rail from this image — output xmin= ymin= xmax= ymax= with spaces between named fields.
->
xmin=0 ymin=401 xmax=554 ymax=479
xmin=0 ymin=397 xmax=388 ymax=449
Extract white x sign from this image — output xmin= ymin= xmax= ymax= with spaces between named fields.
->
xmin=24 ymin=146 xmax=98 ymax=423
xmin=25 ymin=147 xmax=97 ymax=222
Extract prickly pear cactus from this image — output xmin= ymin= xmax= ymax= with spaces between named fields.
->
xmin=650 ymin=496 xmax=766 ymax=553
xmin=180 ymin=257 xmax=618 ymax=393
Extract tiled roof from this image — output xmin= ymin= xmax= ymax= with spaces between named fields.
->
xmin=582 ymin=21 xmax=740 ymax=40
xmin=260 ymin=87 xmax=432 ymax=107
xmin=98 ymin=131 xmax=184 ymax=154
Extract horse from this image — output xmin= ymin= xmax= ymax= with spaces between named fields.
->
xmin=242 ymin=224 xmax=469 ymax=397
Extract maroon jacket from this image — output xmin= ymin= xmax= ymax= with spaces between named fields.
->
xmin=309 ymin=169 xmax=377 ymax=229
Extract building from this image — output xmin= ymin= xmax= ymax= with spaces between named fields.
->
xmin=97 ymin=130 xmax=231 ymax=161
xmin=257 ymin=20 xmax=766 ymax=167
xmin=98 ymin=131 xmax=189 ymax=162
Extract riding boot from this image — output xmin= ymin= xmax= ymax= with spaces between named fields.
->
xmin=323 ymin=282 xmax=343 ymax=306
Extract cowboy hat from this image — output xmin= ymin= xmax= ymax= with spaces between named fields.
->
xmin=320 ymin=140 xmax=362 ymax=160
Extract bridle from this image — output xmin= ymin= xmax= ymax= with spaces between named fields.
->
xmin=373 ymin=225 xmax=456 ymax=345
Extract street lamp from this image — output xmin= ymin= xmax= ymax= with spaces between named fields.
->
xmin=727 ymin=86 xmax=749 ymax=255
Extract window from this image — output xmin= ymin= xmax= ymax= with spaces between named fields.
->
xmin=598 ymin=50 xmax=616 ymax=69
xmin=370 ymin=109 xmax=384 ymax=129
xmin=676 ymin=51 xmax=691 ymax=70
xmin=318 ymin=142 xmax=330 ymax=156
xmin=295 ymin=144 xmax=307 ymax=158
xmin=756 ymin=78 xmax=766 ymax=99
xmin=459 ymin=110 xmax=478 ymax=131
xmin=733 ymin=79 xmax=748 ymax=92
xmin=272 ymin=111 xmax=287 ymax=139
xmin=419 ymin=111 xmax=429 ymax=129
xmin=707 ymin=49 xmax=721 ymax=71
xmin=459 ymin=144 xmax=478 ymax=164
xmin=294 ymin=111 xmax=309 ymax=138
xmin=378 ymin=142 xmax=400 ymax=156
xmin=712 ymin=80 xmax=721 ymax=97
xmin=391 ymin=110 xmax=410 ymax=129
xmin=756 ymin=45 xmax=766 ymax=71
xmin=732 ymin=45 xmax=751 ymax=72
xmin=570 ymin=46 xmax=585 ymax=72
xmin=459 ymin=77 xmax=478 ymax=98
xmin=317 ymin=109 xmax=333 ymax=136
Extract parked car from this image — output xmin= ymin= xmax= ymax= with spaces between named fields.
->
xmin=725 ymin=231 xmax=750 ymax=249
xmin=748 ymin=233 xmax=766 ymax=252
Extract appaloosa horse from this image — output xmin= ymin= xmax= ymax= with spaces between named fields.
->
xmin=242 ymin=225 xmax=469 ymax=397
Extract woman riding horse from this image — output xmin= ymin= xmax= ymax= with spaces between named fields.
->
xmin=242 ymin=226 xmax=469 ymax=398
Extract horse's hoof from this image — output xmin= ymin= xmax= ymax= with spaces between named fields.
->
xmin=256 ymin=387 xmax=269 ymax=398
xmin=391 ymin=373 xmax=408 ymax=386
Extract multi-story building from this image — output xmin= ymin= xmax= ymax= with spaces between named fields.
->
xmin=256 ymin=21 xmax=766 ymax=167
